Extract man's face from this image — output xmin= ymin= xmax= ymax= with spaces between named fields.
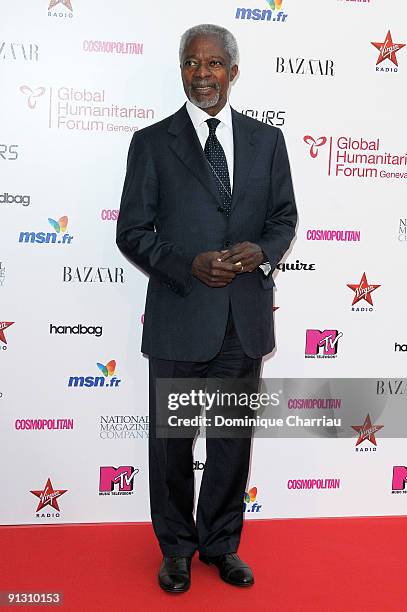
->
xmin=181 ymin=34 xmax=238 ymax=116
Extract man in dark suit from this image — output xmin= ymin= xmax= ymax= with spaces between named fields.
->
xmin=117 ymin=23 xmax=297 ymax=592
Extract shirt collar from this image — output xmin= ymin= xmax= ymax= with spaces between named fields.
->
xmin=186 ymin=100 xmax=233 ymax=131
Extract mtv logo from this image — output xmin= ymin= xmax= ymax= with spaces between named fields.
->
xmin=305 ymin=329 xmax=343 ymax=356
xmin=392 ymin=466 xmax=407 ymax=491
xmin=99 ymin=466 xmax=139 ymax=492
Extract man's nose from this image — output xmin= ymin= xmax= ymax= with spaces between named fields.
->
xmin=194 ymin=62 xmax=212 ymax=78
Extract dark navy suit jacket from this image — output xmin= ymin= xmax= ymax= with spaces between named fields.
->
xmin=117 ymin=104 xmax=297 ymax=361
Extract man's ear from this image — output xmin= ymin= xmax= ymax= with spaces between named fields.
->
xmin=230 ymin=65 xmax=239 ymax=82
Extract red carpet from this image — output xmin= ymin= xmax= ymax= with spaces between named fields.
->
xmin=1 ymin=518 xmax=405 ymax=611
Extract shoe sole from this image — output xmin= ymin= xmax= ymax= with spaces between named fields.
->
xmin=158 ymin=580 xmax=190 ymax=594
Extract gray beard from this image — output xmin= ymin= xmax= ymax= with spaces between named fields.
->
xmin=188 ymin=87 xmax=220 ymax=110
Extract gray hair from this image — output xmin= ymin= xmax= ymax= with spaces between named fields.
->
xmin=179 ymin=24 xmax=239 ymax=66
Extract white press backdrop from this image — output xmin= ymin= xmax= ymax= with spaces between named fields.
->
xmin=1 ymin=0 xmax=407 ymax=524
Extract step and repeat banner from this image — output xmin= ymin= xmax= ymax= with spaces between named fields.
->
xmin=1 ymin=0 xmax=407 ymax=525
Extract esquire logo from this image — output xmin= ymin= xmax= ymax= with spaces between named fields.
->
xmin=62 ymin=266 xmax=124 ymax=283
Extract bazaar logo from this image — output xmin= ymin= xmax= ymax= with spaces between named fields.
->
xmin=347 ymin=272 xmax=380 ymax=310
xmin=371 ymin=31 xmax=405 ymax=71
xmin=68 ymin=359 xmax=122 ymax=388
xmin=99 ymin=466 xmax=139 ymax=495
xmin=19 ymin=216 xmax=73 ymax=245
xmin=305 ymin=329 xmax=343 ymax=358
xmin=20 ymin=85 xmax=46 ymax=109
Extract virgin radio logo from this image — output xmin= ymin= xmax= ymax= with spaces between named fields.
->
xmin=99 ymin=466 xmax=139 ymax=496
xmin=19 ymin=216 xmax=73 ymax=245
xmin=48 ymin=0 xmax=73 ymax=18
xmin=371 ymin=30 xmax=405 ymax=73
xmin=347 ymin=272 xmax=381 ymax=312
xmin=0 ymin=321 xmax=14 ymax=349
xmin=305 ymin=329 xmax=343 ymax=359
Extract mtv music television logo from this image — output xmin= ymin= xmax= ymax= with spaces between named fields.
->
xmin=305 ymin=329 xmax=343 ymax=359
xmin=68 ymin=359 xmax=121 ymax=388
xmin=392 ymin=466 xmax=407 ymax=494
xmin=99 ymin=466 xmax=139 ymax=495
xmin=235 ymin=0 xmax=288 ymax=22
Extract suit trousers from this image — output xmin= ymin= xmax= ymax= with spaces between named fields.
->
xmin=148 ymin=308 xmax=262 ymax=557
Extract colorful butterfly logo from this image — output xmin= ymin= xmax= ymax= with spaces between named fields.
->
xmin=244 ymin=487 xmax=257 ymax=503
xmin=268 ymin=0 xmax=283 ymax=9
xmin=96 ymin=360 xmax=116 ymax=377
xmin=48 ymin=216 xmax=68 ymax=233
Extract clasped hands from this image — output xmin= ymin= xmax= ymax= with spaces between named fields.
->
xmin=191 ymin=242 xmax=264 ymax=288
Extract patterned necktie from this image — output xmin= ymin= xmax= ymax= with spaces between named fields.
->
xmin=204 ymin=118 xmax=232 ymax=216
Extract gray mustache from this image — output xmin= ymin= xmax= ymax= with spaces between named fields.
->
xmin=191 ymin=81 xmax=220 ymax=90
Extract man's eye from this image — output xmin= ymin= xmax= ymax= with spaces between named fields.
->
xmin=211 ymin=61 xmax=223 ymax=66
xmin=185 ymin=60 xmax=197 ymax=66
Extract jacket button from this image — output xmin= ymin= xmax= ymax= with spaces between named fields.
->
xmin=217 ymin=206 xmax=225 ymax=213
xmin=224 ymin=240 xmax=231 ymax=248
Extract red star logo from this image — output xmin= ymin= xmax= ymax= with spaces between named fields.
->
xmin=347 ymin=273 xmax=380 ymax=306
xmin=371 ymin=31 xmax=405 ymax=66
xmin=352 ymin=414 xmax=383 ymax=447
xmin=30 ymin=478 xmax=67 ymax=512
xmin=48 ymin=0 xmax=73 ymax=11
xmin=0 ymin=322 xmax=14 ymax=345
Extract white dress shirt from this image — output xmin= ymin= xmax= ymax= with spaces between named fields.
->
xmin=185 ymin=99 xmax=271 ymax=275
xmin=186 ymin=99 xmax=234 ymax=190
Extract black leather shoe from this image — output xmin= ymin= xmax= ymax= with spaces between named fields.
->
xmin=199 ymin=552 xmax=254 ymax=586
xmin=158 ymin=556 xmax=192 ymax=593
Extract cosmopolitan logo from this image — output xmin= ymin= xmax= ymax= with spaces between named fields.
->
xmin=305 ymin=329 xmax=343 ymax=359
xmin=15 ymin=419 xmax=74 ymax=430
xmin=288 ymin=398 xmax=341 ymax=409
xmin=277 ymin=260 xmax=316 ymax=272
xmin=83 ymin=41 xmax=143 ymax=55
xmin=392 ymin=466 xmax=407 ymax=493
xmin=62 ymin=267 xmax=124 ymax=283
xmin=287 ymin=478 xmax=340 ymax=490
xmin=101 ymin=209 xmax=119 ymax=221
xmin=0 ymin=42 xmax=39 ymax=61
xmin=50 ymin=323 xmax=103 ymax=337
xmin=376 ymin=380 xmax=407 ymax=395
xmin=68 ymin=359 xmax=122 ymax=388
xmin=241 ymin=109 xmax=285 ymax=127
xmin=0 ymin=193 xmax=30 ymax=206
xmin=19 ymin=216 xmax=73 ymax=245
xmin=304 ymin=135 xmax=407 ymax=180
xmin=99 ymin=466 xmax=139 ymax=495
xmin=100 ymin=415 xmax=149 ymax=439
xmin=235 ymin=1 xmax=288 ymax=22
xmin=276 ymin=58 xmax=334 ymax=76
xmin=306 ymin=229 xmax=360 ymax=242
xmin=21 ymin=85 xmax=154 ymax=134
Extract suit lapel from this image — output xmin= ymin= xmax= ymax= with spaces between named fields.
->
xmin=168 ymin=105 xmax=222 ymax=205
xmin=230 ymin=109 xmax=258 ymax=213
